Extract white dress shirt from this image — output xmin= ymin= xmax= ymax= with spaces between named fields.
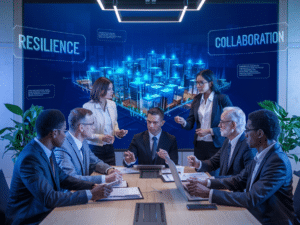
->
xmin=197 ymin=91 xmax=214 ymax=142
xmin=34 ymin=138 xmax=92 ymax=200
xmin=124 ymin=130 xmax=162 ymax=166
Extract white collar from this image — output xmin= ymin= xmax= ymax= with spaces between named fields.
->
xmin=229 ymin=132 xmax=243 ymax=147
xmin=34 ymin=137 xmax=52 ymax=159
xmin=200 ymin=91 xmax=215 ymax=104
xmin=149 ymin=130 xmax=162 ymax=141
xmin=254 ymin=142 xmax=276 ymax=163
xmin=68 ymin=131 xmax=83 ymax=150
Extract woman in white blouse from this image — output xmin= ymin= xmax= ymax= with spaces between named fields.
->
xmin=174 ymin=69 xmax=232 ymax=162
xmin=83 ymin=77 xmax=128 ymax=165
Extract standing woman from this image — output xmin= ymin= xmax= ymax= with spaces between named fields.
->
xmin=83 ymin=77 xmax=128 ymax=165
xmin=175 ymin=69 xmax=232 ymax=161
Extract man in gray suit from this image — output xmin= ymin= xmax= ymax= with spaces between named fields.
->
xmin=186 ymin=109 xmax=294 ymax=225
xmin=187 ymin=107 xmax=256 ymax=177
xmin=54 ymin=108 xmax=121 ymax=184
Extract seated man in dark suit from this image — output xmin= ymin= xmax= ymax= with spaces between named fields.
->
xmin=5 ymin=109 xmax=112 ymax=225
xmin=187 ymin=107 xmax=256 ymax=177
xmin=123 ymin=107 xmax=178 ymax=167
xmin=186 ymin=109 xmax=294 ymax=225
xmin=54 ymin=108 xmax=121 ymax=184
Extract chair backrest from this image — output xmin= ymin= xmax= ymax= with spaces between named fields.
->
xmin=294 ymin=170 xmax=300 ymax=225
xmin=0 ymin=169 xmax=9 ymax=222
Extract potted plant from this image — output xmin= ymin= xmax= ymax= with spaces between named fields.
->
xmin=0 ymin=104 xmax=43 ymax=163
xmin=258 ymin=100 xmax=300 ymax=163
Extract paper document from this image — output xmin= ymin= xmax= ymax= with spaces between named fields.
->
xmin=113 ymin=180 xmax=127 ymax=188
xmin=109 ymin=187 xmax=141 ymax=197
xmin=162 ymin=166 xmax=184 ymax=174
xmin=162 ymin=172 xmax=209 ymax=182
xmin=117 ymin=167 xmax=140 ymax=174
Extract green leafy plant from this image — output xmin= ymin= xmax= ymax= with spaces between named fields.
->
xmin=0 ymin=104 xmax=43 ymax=163
xmin=258 ymin=100 xmax=300 ymax=163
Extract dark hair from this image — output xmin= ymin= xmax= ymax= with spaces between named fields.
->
xmin=147 ymin=107 xmax=164 ymax=120
xmin=196 ymin=69 xmax=220 ymax=94
xmin=35 ymin=109 xmax=66 ymax=138
xmin=68 ymin=108 xmax=93 ymax=132
xmin=248 ymin=109 xmax=281 ymax=141
xmin=90 ymin=77 xmax=112 ymax=102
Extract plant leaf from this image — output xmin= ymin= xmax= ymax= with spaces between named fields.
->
xmin=5 ymin=104 xmax=23 ymax=116
xmin=0 ymin=127 xmax=15 ymax=135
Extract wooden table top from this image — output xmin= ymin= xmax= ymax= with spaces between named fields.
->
xmin=41 ymin=167 xmax=261 ymax=225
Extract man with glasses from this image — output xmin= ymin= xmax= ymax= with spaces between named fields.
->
xmin=6 ymin=109 xmax=113 ymax=225
xmin=187 ymin=107 xmax=256 ymax=177
xmin=186 ymin=109 xmax=294 ymax=225
xmin=54 ymin=108 xmax=121 ymax=185
xmin=123 ymin=107 xmax=178 ymax=167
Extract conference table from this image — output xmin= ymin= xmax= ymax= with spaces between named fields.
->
xmin=41 ymin=167 xmax=261 ymax=225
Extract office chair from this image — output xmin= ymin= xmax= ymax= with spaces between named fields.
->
xmin=0 ymin=169 xmax=10 ymax=223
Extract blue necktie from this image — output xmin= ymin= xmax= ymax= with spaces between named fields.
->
xmin=225 ymin=142 xmax=232 ymax=172
xmin=152 ymin=137 xmax=158 ymax=160
xmin=49 ymin=152 xmax=56 ymax=178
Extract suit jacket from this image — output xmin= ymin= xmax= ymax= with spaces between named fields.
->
xmin=197 ymin=133 xmax=256 ymax=177
xmin=182 ymin=93 xmax=232 ymax=148
xmin=294 ymin=171 xmax=300 ymax=225
xmin=210 ymin=143 xmax=294 ymax=225
xmin=54 ymin=132 xmax=111 ymax=184
xmin=83 ymin=99 xmax=120 ymax=146
xmin=124 ymin=130 xmax=178 ymax=167
xmin=5 ymin=140 xmax=95 ymax=225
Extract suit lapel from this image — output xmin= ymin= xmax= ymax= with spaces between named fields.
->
xmin=66 ymin=133 xmax=84 ymax=175
xmin=220 ymin=139 xmax=230 ymax=175
xmin=34 ymin=141 xmax=59 ymax=189
xmin=193 ymin=94 xmax=201 ymax=124
xmin=246 ymin=143 xmax=279 ymax=190
xmin=211 ymin=93 xmax=218 ymax=125
xmin=143 ymin=131 xmax=152 ymax=164
xmin=227 ymin=133 xmax=246 ymax=173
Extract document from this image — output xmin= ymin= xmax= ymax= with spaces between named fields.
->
xmin=162 ymin=172 xmax=209 ymax=182
xmin=98 ymin=187 xmax=143 ymax=201
xmin=113 ymin=180 xmax=127 ymax=188
xmin=117 ymin=167 xmax=140 ymax=174
xmin=162 ymin=166 xmax=184 ymax=174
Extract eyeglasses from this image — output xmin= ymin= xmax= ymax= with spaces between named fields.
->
xmin=245 ymin=128 xmax=258 ymax=133
xmin=53 ymin=128 xmax=67 ymax=134
xmin=219 ymin=120 xmax=232 ymax=125
xmin=80 ymin=122 xmax=94 ymax=126
xmin=196 ymin=81 xmax=208 ymax=86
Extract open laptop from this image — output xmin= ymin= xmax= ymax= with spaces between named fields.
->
xmin=165 ymin=156 xmax=209 ymax=202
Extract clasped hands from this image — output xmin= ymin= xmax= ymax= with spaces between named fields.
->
xmin=102 ymin=129 xmax=128 ymax=143
xmin=105 ymin=168 xmax=122 ymax=183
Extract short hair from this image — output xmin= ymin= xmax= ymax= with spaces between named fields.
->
xmin=35 ymin=109 xmax=66 ymax=138
xmin=90 ymin=77 xmax=112 ymax=102
xmin=147 ymin=107 xmax=164 ymax=120
xmin=223 ymin=107 xmax=246 ymax=133
xmin=196 ymin=69 xmax=220 ymax=94
xmin=248 ymin=109 xmax=281 ymax=141
xmin=68 ymin=108 xmax=93 ymax=132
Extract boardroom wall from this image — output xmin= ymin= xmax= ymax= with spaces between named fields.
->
xmin=1 ymin=0 xmax=300 ymax=183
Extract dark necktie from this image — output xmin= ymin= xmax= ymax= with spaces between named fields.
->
xmin=49 ymin=152 xmax=56 ymax=178
xmin=152 ymin=136 xmax=158 ymax=160
xmin=225 ymin=142 xmax=232 ymax=172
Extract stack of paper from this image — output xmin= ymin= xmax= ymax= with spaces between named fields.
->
xmin=98 ymin=187 xmax=143 ymax=201
xmin=162 ymin=172 xmax=209 ymax=182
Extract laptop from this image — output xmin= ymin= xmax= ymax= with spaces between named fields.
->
xmin=165 ymin=156 xmax=209 ymax=201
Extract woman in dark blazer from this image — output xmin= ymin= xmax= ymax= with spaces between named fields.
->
xmin=175 ymin=69 xmax=232 ymax=161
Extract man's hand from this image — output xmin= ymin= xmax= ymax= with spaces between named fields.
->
xmin=105 ymin=171 xmax=122 ymax=183
xmin=115 ymin=129 xmax=128 ymax=138
xmin=102 ymin=135 xmax=114 ymax=143
xmin=195 ymin=128 xmax=211 ymax=137
xmin=90 ymin=184 xmax=113 ymax=201
xmin=174 ymin=116 xmax=185 ymax=125
xmin=124 ymin=150 xmax=136 ymax=164
xmin=186 ymin=177 xmax=208 ymax=187
xmin=186 ymin=180 xmax=210 ymax=198
xmin=157 ymin=149 xmax=170 ymax=160
xmin=107 ymin=168 xmax=122 ymax=175
xmin=187 ymin=155 xmax=200 ymax=168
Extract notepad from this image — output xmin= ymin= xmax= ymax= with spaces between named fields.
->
xmin=113 ymin=180 xmax=128 ymax=188
xmin=117 ymin=167 xmax=140 ymax=174
xmin=98 ymin=187 xmax=143 ymax=201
